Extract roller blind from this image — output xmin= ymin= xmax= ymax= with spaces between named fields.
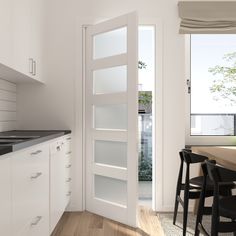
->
xmin=178 ymin=1 xmax=236 ymax=34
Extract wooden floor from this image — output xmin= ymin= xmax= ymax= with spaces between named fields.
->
xmin=51 ymin=206 xmax=165 ymax=236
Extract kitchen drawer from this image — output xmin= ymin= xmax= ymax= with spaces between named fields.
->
xmin=19 ymin=213 xmax=49 ymax=236
xmin=12 ymin=144 xmax=49 ymax=234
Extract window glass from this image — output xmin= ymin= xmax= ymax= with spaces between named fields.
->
xmin=191 ymin=35 xmax=236 ymax=136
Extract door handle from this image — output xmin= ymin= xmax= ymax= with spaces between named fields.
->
xmin=29 ymin=58 xmax=33 ymax=74
xmin=32 ymin=60 xmax=36 ymax=76
xmin=31 ymin=216 xmax=42 ymax=226
xmin=30 ymin=150 xmax=42 ymax=155
xmin=66 ymin=178 xmax=72 ymax=182
xmin=31 ymin=172 xmax=42 ymax=179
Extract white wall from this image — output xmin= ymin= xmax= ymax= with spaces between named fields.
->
xmin=0 ymin=79 xmax=16 ymax=131
xmin=17 ymin=0 xmax=186 ymax=211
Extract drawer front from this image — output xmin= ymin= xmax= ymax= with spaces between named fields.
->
xmin=12 ymin=144 xmax=49 ymax=234
xmin=19 ymin=213 xmax=49 ymax=236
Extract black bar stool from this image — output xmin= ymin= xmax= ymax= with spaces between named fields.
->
xmin=206 ymin=160 xmax=236 ymax=236
xmin=195 ymin=160 xmax=235 ymax=236
xmin=173 ymin=150 xmax=214 ymax=236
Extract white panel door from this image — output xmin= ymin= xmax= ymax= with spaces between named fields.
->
xmin=85 ymin=12 xmax=138 ymax=227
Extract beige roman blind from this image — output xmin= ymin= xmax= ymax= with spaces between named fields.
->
xmin=178 ymin=1 xmax=236 ymax=34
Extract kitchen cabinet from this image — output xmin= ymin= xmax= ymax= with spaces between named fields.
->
xmin=0 ymin=157 xmax=11 ymax=236
xmin=0 ymin=0 xmax=13 ymax=69
xmin=12 ymin=0 xmax=31 ymax=78
xmin=64 ymin=136 xmax=73 ymax=207
xmin=50 ymin=136 xmax=72 ymax=233
xmin=0 ymin=0 xmax=44 ymax=83
xmin=0 ymin=134 xmax=72 ymax=235
xmin=12 ymin=144 xmax=49 ymax=236
xmin=50 ymin=140 xmax=66 ymax=233
xmin=29 ymin=0 xmax=44 ymax=82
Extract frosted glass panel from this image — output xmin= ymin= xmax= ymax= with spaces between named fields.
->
xmin=93 ymin=66 xmax=127 ymax=94
xmin=94 ymin=104 xmax=127 ymax=130
xmin=95 ymin=141 xmax=127 ymax=167
xmin=94 ymin=175 xmax=127 ymax=206
xmin=93 ymin=27 xmax=127 ymax=59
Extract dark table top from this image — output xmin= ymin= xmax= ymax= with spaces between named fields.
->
xmin=0 ymin=130 xmax=71 ymax=156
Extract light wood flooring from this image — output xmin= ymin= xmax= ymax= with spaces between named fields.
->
xmin=51 ymin=206 xmax=165 ymax=236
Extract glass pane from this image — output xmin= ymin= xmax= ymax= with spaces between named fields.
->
xmin=94 ymin=175 xmax=127 ymax=206
xmin=94 ymin=104 xmax=127 ymax=130
xmin=93 ymin=66 xmax=127 ymax=94
xmin=191 ymin=35 xmax=236 ymax=136
xmin=95 ymin=140 xmax=127 ymax=167
xmin=93 ymin=27 xmax=127 ymax=59
xmin=191 ymin=114 xmax=234 ymax=135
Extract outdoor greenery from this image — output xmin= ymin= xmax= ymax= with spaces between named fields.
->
xmin=138 ymin=152 xmax=152 ymax=181
xmin=138 ymin=61 xmax=147 ymax=69
xmin=138 ymin=60 xmax=152 ymax=182
xmin=209 ymin=52 xmax=236 ymax=104
xmin=139 ymin=91 xmax=152 ymax=106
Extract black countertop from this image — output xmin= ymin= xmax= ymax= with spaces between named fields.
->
xmin=0 ymin=130 xmax=71 ymax=156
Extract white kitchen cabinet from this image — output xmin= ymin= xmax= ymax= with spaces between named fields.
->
xmin=0 ymin=0 xmax=13 ymax=69
xmin=50 ymin=140 xmax=66 ymax=233
xmin=12 ymin=0 xmax=31 ymax=78
xmin=0 ymin=0 xmax=44 ymax=83
xmin=0 ymin=157 xmax=11 ymax=236
xmin=50 ymin=136 xmax=72 ymax=233
xmin=12 ymin=144 xmax=49 ymax=236
xmin=0 ymin=134 xmax=72 ymax=236
xmin=63 ymin=136 xmax=73 ymax=206
xmin=29 ymin=0 xmax=44 ymax=82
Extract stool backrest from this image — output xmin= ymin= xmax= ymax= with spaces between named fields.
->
xmin=182 ymin=151 xmax=208 ymax=164
xmin=178 ymin=150 xmax=208 ymax=188
xmin=206 ymin=160 xmax=236 ymax=184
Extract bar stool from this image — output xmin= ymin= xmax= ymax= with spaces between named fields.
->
xmin=194 ymin=160 xmax=235 ymax=236
xmin=206 ymin=160 xmax=236 ymax=236
xmin=173 ymin=150 xmax=214 ymax=236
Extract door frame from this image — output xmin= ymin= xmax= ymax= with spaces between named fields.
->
xmin=138 ymin=18 xmax=163 ymax=211
xmin=77 ymin=17 xmax=163 ymax=214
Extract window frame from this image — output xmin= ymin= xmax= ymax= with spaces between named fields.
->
xmin=185 ymin=35 xmax=236 ymax=145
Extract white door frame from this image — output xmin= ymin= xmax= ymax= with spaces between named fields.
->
xmin=138 ymin=18 xmax=163 ymax=211
xmin=77 ymin=17 xmax=163 ymax=214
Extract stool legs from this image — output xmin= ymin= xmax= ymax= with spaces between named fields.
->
xmin=183 ymin=184 xmax=190 ymax=236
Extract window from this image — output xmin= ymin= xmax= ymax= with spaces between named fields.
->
xmin=190 ymin=35 xmax=236 ymax=136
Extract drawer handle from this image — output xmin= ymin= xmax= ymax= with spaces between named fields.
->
xmin=31 ymin=216 xmax=42 ymax=226
xmin=66 ymin=178 xmax=72 ymax=182
xmin=66 ymin=137 xmax=71 ymax=140
xmin=66 ymin=151 xmax=72 ymax=155
xmin=66 ymin=191 xmax=72 ymax=196
xmin=31 ymin=172 xmax=42 ymax=179
xmin=56 ymin=145 xmax=61 ymax=151
xmin=31 ymin=150 xmax=42 ymax=155
xmin=66 ymin=164 xmax=71 ymax=168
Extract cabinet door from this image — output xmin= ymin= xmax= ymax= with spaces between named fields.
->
xmin=0 ymin=157 xmax=11 ymax=236
xmin=0 ymin=0 xmax=13 ymax=68
xmin=50 ymin=142 xmax=66 ymax=233
xmin=12 ymin=0 xmax=31 ymax=77
xmin=30 ymin=0 xmax=44 ymax=82
xmin=63 ymin=137 xmax=72 ymax=206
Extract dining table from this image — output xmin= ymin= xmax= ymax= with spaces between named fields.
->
xmin=191 ymin=145 xmax=236 ymax=214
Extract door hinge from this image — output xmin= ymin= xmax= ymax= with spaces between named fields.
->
xmin=186 ymin=79 xmax=191 ymax=94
